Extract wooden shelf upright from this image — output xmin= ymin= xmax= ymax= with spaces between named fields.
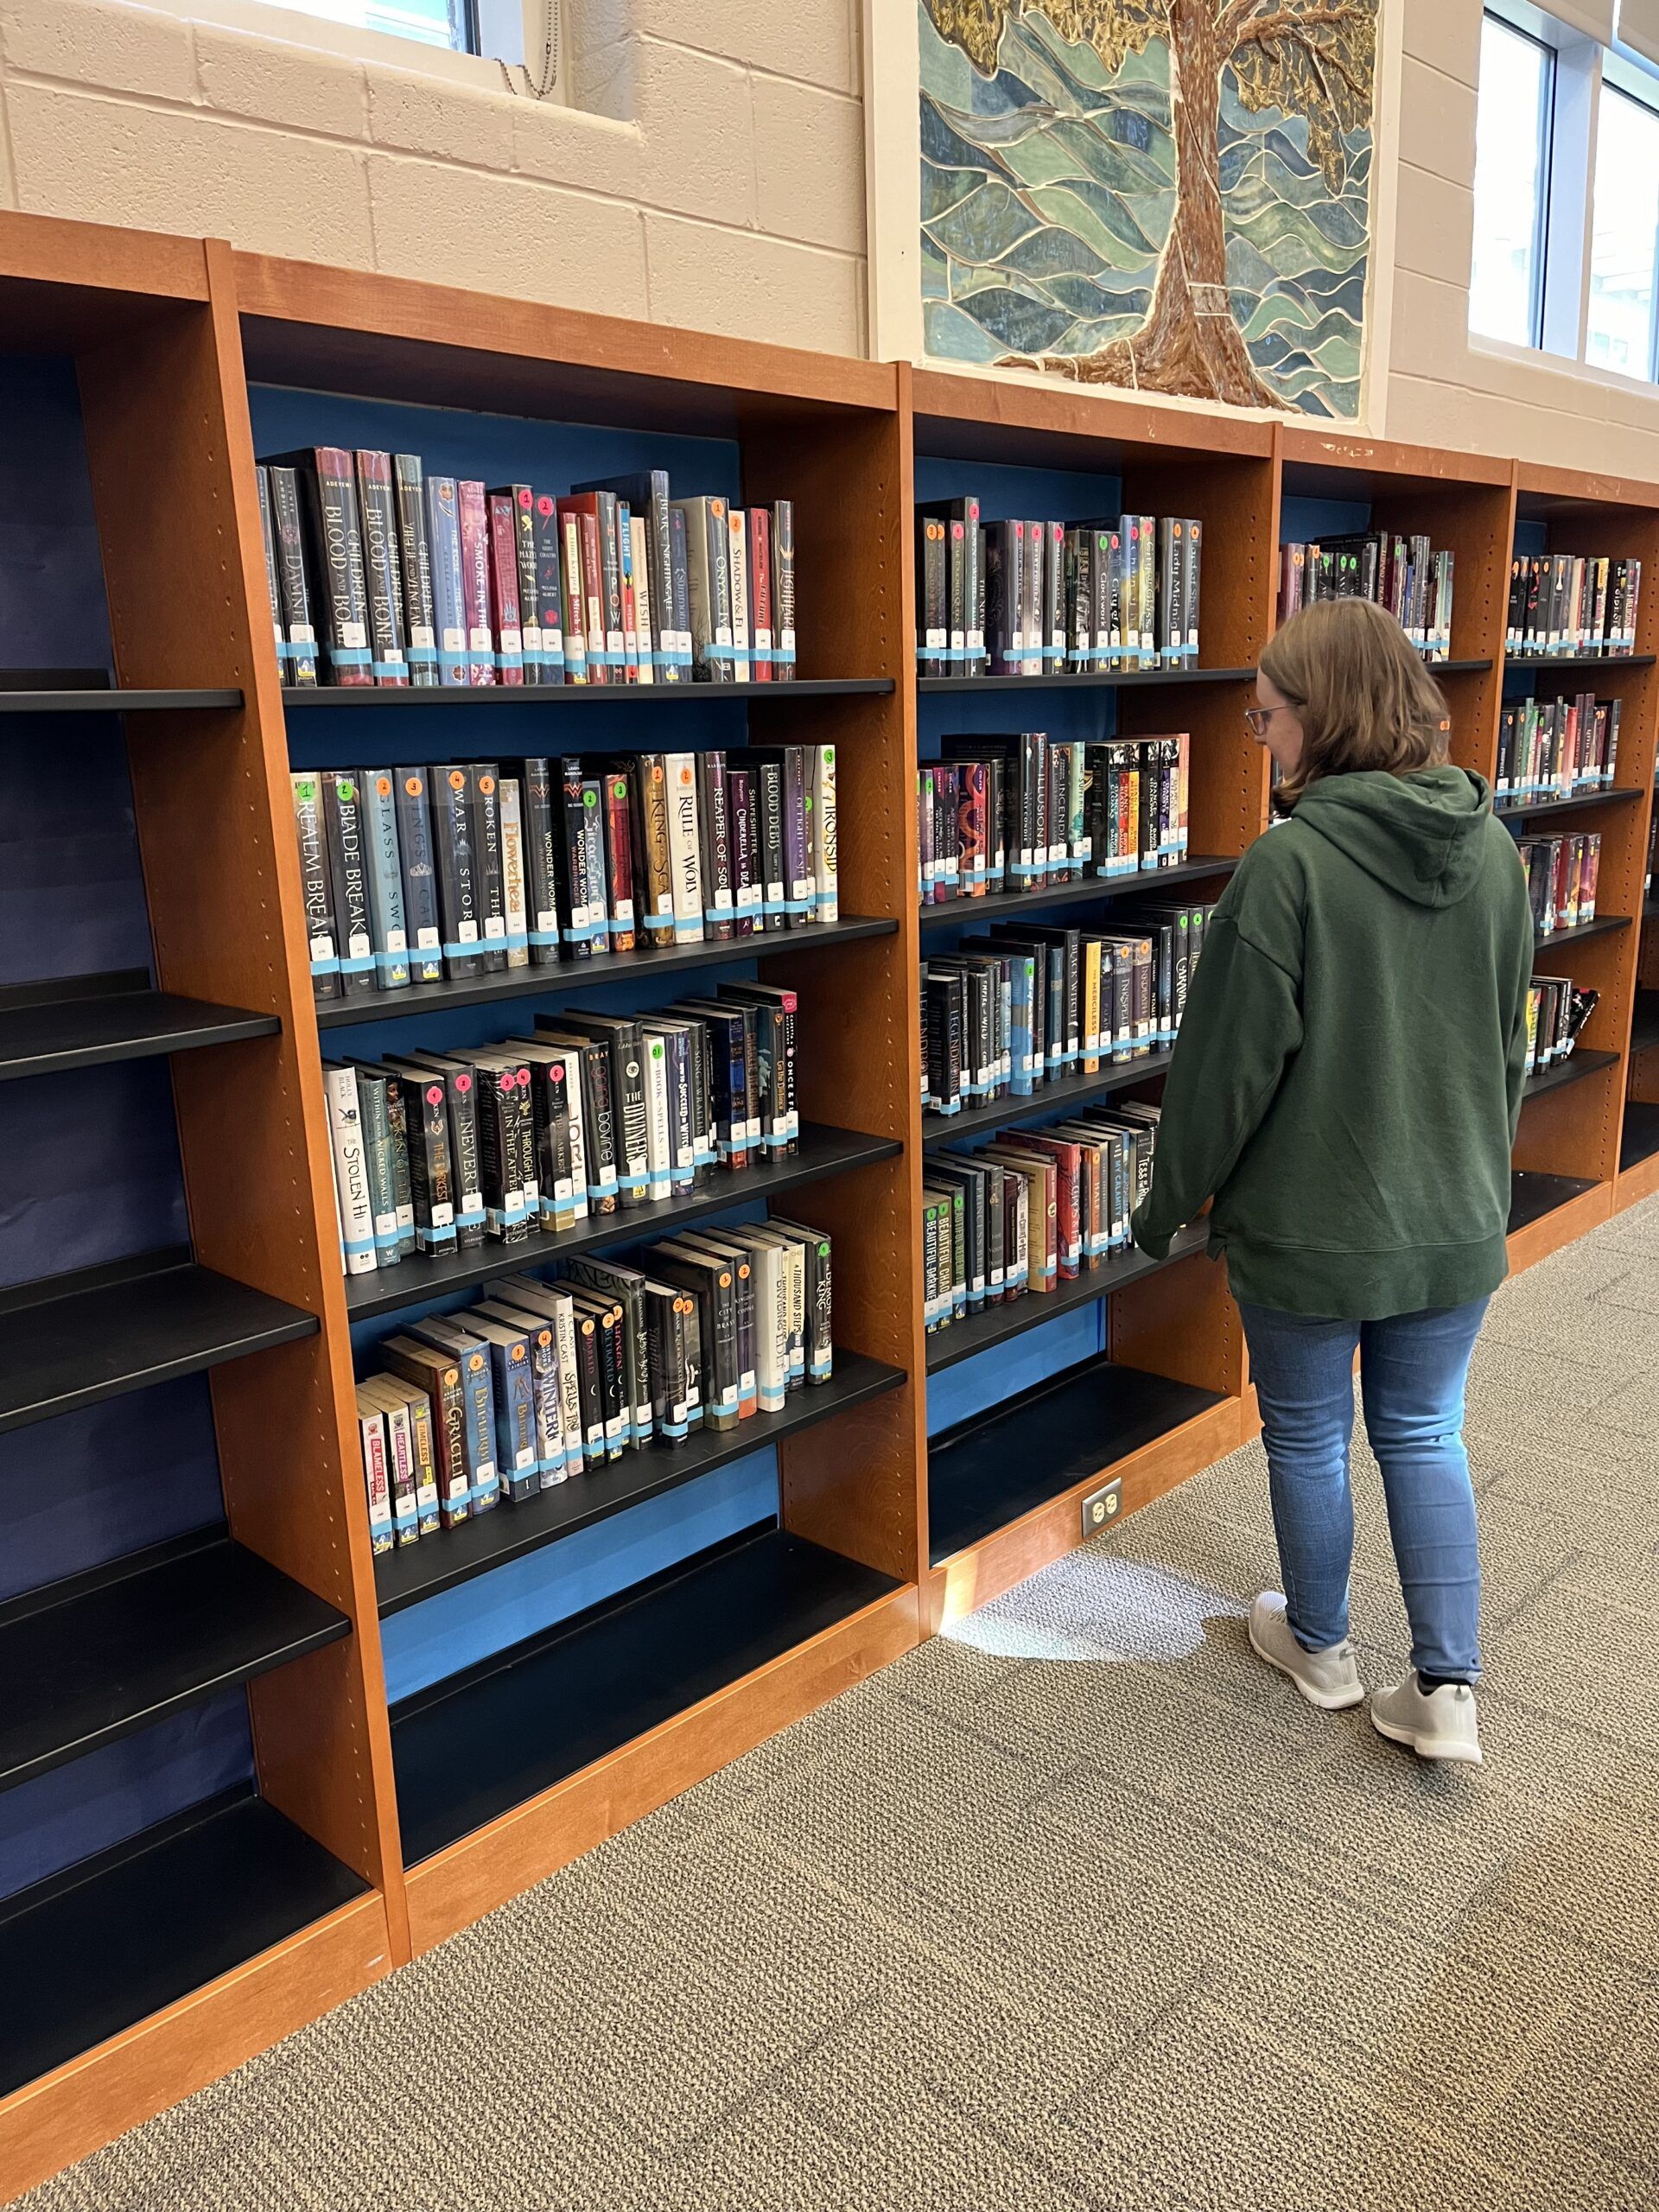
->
xmin=0 ymin=216 xmax=395 ymax=2203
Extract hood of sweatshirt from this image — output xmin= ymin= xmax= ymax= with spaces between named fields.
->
xmin=1291 ymin=766 xmax=1496 ymax=908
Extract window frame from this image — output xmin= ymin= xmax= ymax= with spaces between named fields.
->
xmin=1472 ymin=7 xmax=1557 ymax=351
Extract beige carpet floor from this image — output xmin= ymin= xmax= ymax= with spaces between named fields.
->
xmin=18 ymin=1201 xmax=1659 ymax=2211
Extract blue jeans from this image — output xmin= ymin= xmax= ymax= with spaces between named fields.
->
xmin=1237 ymin=1298 xmax=1488 ymax=1682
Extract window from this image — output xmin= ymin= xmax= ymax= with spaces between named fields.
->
xmin=1586 ymin=83 xmax=1659 ymax=374
xmin=1470 ymin=12 xmax=1554 ymax=346
xmin=273 ymin=0 xmax=476 ymax=51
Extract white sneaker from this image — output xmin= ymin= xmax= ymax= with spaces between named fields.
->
xmin=1371 ymin=1675 xmax=1483 ymax=1764
xmin=1248 ymin=1592 xmax=1364 ymax=1712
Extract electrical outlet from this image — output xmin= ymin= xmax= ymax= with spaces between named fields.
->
xmin=1082 ymin=1477 xmax=1122 ymax=1537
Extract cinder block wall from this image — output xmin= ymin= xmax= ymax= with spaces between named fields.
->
xmin=1388 ymin=0 xmax=1659 ymax=475
xmin=0 ymin=0 xmax=868 ymax=354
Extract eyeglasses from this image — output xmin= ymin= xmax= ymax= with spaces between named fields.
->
xmin=1243 ymin=705 xmax=1278 ymax=736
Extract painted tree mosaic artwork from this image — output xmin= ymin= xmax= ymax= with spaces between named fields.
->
xmin=921 ymin=0 xmax=1376 ymax=416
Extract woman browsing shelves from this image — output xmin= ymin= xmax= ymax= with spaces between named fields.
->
xmin=1132 ymin=598 xmax=1533 ymax=1764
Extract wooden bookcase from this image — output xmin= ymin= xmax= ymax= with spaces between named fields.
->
xmin=4 ymin=211 xmax=1658 ymax=2196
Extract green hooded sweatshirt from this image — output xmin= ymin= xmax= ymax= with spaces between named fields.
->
xmin=1131 ymin=766 xmax=1535 ymax=1319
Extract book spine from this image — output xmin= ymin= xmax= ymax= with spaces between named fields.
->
xmin=290 ymin=772 xmax=340 ymax=998
xmin=755 ymin=760 xmax=786 ymax=931
xmin=256 ymin=467 xmax=284 ymax=674
xmin=390 ymin=766 xmax=442 ymax=984
xmin=353 ymin=1067 xmax=402 ymax=1263
xmin=322 ymin=771 xmax=377 ymax=997
xmin=632 ymin=753 xmax=676 ymax=946
xmin=812 ymin=742 xmax=838 ymax=923
xmin=604 ymin=770 xmax=637 ymax=950
xmin=431 ymin=763 xmax=483 ymax=977
xmin=484 ymin=490 xmax=524 ymax=686
xmin=401 ymin=1068 xmax=456 ymax=1251
xmin=498 ymin=774 xmax=531 ymax=969
xmin=726 ymin=505 xmax=751 ymax=682
xmin=747 ymin=505 xmax=773 ymax=683
xmin=597 ymin=491 xmax=625 ymax=678
xmin=296 ymin=448 xmax=372 ymax=685
xmin=470 ymin=765 xmax=508 ymax=969
xmin=391 ymin=454 xmax=438 ymax=684
xmin=354 ymin=451 xmax=409 ymax=686
xmin=645 ymin=469 xmax=677 ymax=681
xmin=580 ymin=779 xmax=612 ymax=958
xmin=424 ymin=475 xmax=467 ymax=686
xmin=698 ymin=750 xmax=735 ymax=940
xmin=265 ymin=466 xmax=319 ymax=688
xmin=361 ymin=771 xmax=411 ymax=990
xmin=771 ymin=499 xmax=796 ymax=680
xmin=528 ymin=492 xmax=567 ymax=685
xmin=456 ymin=481 xmax=496 ymax=686
xmin=557 ymin=510 xmax=589 ymax=683
xmin=501 ymin=485 xmax=543 ymax=683
xmin=666 ymin=752 xmax=705 ymax=943
xmin=323 ymin=1064 xmax=377 ymax=1274
xmin=629 ymin=513 xmax=656 ymax=687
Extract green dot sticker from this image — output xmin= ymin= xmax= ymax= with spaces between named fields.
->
xmin=613 ymin=779 xmax=626 ymax=799
xmin=583 ymin=789 xmax=598 ymax=808
xmin=336 ymin=778 xmax=356 ymax=802
xmin=823 ymin=747 xmax=834 ymax=765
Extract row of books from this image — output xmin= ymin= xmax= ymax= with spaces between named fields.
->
xmin=923 ymin=1105 xmax=1160 ymax=1328
xmin=321 ymin=982 xmax=799 ymax=1278
xmin=1276 ymin=534 xmax=1455 ymax=658
xmin=914 ymin=501 xmax=1202 ymax=677
xmin=257 ymin=448 xmax=796 ymax=688
xmin=1527 ymin=978 xmax=1596 ymax=1074
xmin=292 ymin=744 xmax=836 ymax=1000
xmin=921 ymin=903 xmax=1217 ymax=1116
xmin=1493 ymin=696 xmax=1618 ymax=803
xmin=918 ymin=734 xmax=1190 ymax=904
xmin=1507 ymin=553 xmax=1641 ymax=658
xmin=1519 ymin=832 xmax=1600 ymax=938
xmin=356 ymin=1221 xmax=833 ymax=1548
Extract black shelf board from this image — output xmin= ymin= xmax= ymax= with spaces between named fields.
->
xmin=925 ymin=1223 xmax=1209 ymax=1375
xmin=0 ymin=1788 xmax=365 ymax=2101
xmin=1433 ymin=659 xmax=1495 ymax=674
xmin=0 ymin=687 xmax=243 ymax=715
xmin=343 ymin=1123 xmax=899 ymax=1321
xmin=1633 ymin=994 xmax=1659 ymax=1054
xmin=1 ymin=1531 xmax=349 ymax=1793
xmin=1509 ymin=1169 xmax=1598 ymax=1236
xmin=1504 ymin=653 xmax=1655 ymax=675
xmin=0 ymin=969 xmax=278 ymax=1079
xmin=375 ymin=1351 xmax=905 ymax=1616
xmin=917 ymin=665 xmax=1253 ymax=695
xmin=1494 ymin=786 xmax=1642 ymax=826
xmin=928 ymin=1357 xmax=1224 ymax=1566
xmin=1535 ymin=913 xmax=1631 ymax=953
xmin=1620 ymin=1100 xmax=1659 ymax=1173
xmin=391 ymin=1527 xmax=898 ymax=1863
xmin=923 ymin=1051 xmax=1173 ymax=1150
xmin=1522 ymin=1046 xmax=1618 ymax=1103
xmin=283 ymin=677 xmax=893 ymax=707
xmin=917 ymin=856 xmax=1237 ymax=931
xmin=315 ymin=917 xmax=897 ymax=1029
xmin=0 ymin=1249 xmax=318 ymax=1434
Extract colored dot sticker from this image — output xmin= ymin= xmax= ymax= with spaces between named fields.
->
xmin=584 ymin=790 xmax=598 ymax=807
xmin=405 ymin=776 xmax=423 ymax=797
xmin=480 ymin=775 xmax=495 ymax=795
xmin=377 ymin=776 xmax=391 ymax=797
xmin=449 ymin=770 xmax=466 ymax=791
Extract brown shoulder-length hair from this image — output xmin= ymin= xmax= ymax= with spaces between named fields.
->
xmin=1260 ymin=597 xmax=1451 ymax=810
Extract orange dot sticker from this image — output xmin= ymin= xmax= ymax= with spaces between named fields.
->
xmin=449 ymin=770 xmax=466 ymax=791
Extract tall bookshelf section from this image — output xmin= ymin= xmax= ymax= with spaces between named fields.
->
xmin=1507 ymin=464 xmax=1659 ymax=1254
xmin=232 ymin=254 xmax=925 ymax=1956
xmin=0 ymin=224 xmax=394 ymax=2200
xmin=7 ymin=209 xmax=1659 ymax=2196
xmin=906 ymin=371 xmax=1276 ymax=1627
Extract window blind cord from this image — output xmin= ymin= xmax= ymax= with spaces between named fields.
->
xmin=499 ymin=0 xmax=558 ymax=99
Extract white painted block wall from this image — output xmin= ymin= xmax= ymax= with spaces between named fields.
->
xmin=0 ymin=0 xmax=868 ymax=356
xmin=1389 ymin=0 xmax=1659 ymax=476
